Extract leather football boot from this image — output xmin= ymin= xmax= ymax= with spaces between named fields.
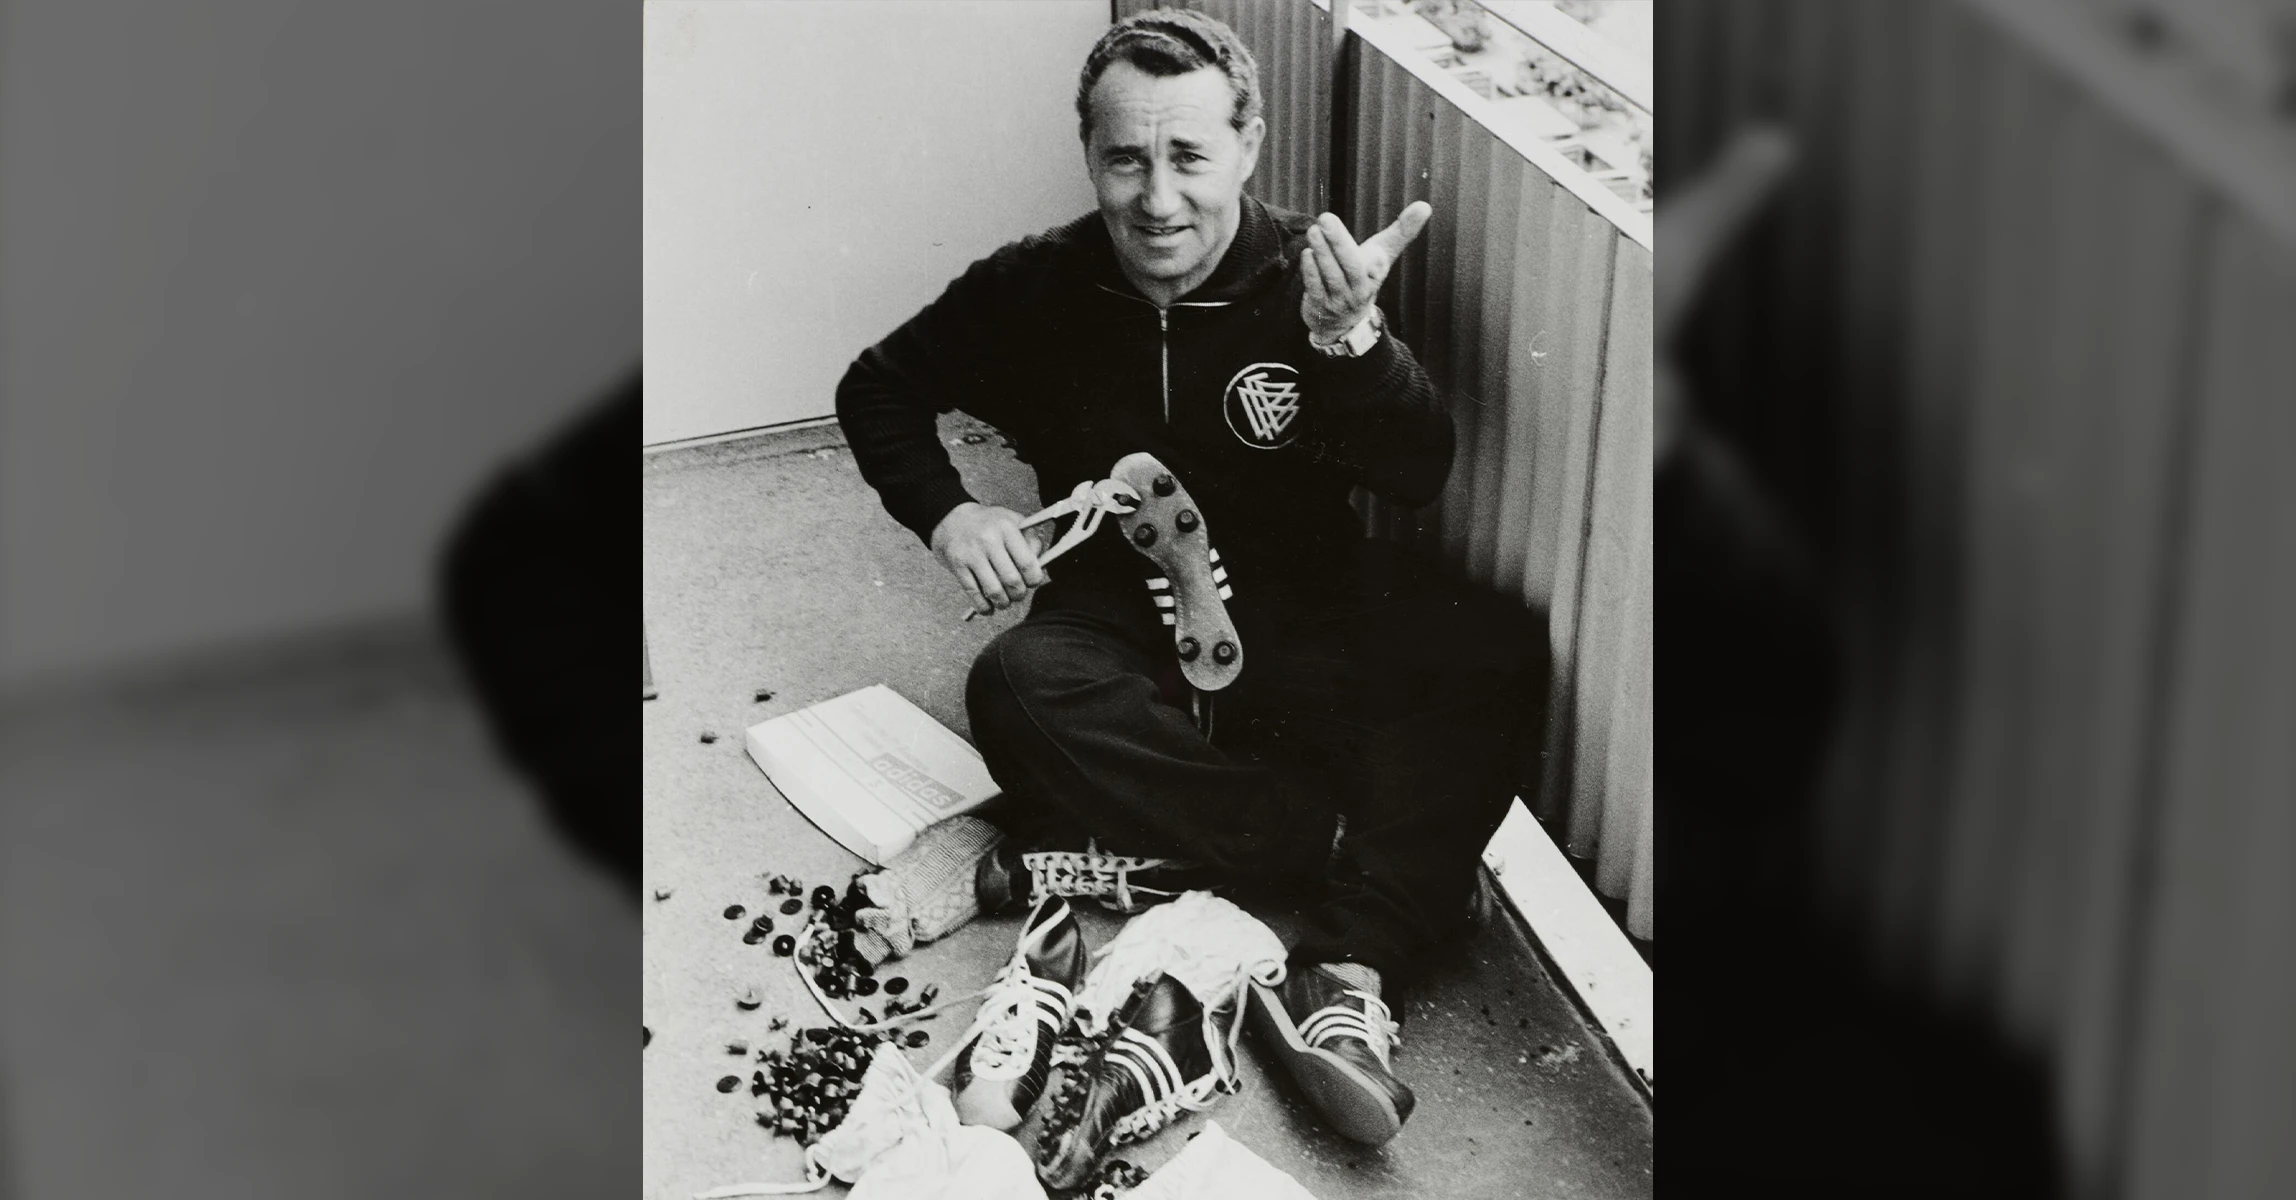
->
xmin=948 ymin=897 xmax=1090 ymax=1131
xmin=1109 ymin=451 xmax=1242 ymax=692
xmin=1033 ymin=972 xmax=1224 ymax=1190
xmin=1249 ymin=963 xmax=1415 ymax=1146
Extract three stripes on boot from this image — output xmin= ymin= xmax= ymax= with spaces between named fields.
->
xmin=1144 ymin=548 xmax=1231 ymax=627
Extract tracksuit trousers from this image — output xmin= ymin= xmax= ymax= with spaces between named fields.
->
xmin=965 ymin=538 xmax=1546 ymax=982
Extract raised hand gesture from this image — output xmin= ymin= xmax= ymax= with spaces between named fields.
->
xmin=1299 ymin=201 xmax=1434 ymax=344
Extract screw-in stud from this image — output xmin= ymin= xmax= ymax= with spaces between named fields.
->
xmin=1132 ymin=524 xmax=1157 ymax=547
xmin=1175 ymin=509 xmax=1199 ymax=533
xmin=1212 ymin=640 xmax=1237 ymax=665
xmin=1152 ymin=474 xmax=1176 ymax=496
xmin=1177 ymin=637 xmax=1201 ymax=661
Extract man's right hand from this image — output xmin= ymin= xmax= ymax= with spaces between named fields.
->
xmin=930 ymin=501 xmax=1049 ymax=616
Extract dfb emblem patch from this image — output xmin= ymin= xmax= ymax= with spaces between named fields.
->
xmin=1223 ymin=361 xmax=1303 ymax=449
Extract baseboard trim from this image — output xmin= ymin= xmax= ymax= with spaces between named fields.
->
xmin=1482 ymin=797 xmax=1654 ymax=1093
xmin=642 ymin=414 xmax=838 ymax=455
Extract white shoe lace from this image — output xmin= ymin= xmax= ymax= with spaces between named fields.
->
xmin=1050 ymin=895 xmax=1288 ymax=1151
xmin=1085 ymin=983 xmax=1286 ymax=1151
xmin=1103 ymin=1022 xmax=1229 ymax=1148
xmin=957 ymin=961 xmax=1070 ymax=1081
xmin=1298 ymin=989 xmax=1403 ymax=1069
xmin=923 ymin=900 xmax=1079 ymax=1084
xmin=1023 ymin=847 xmax=1195 ymax=914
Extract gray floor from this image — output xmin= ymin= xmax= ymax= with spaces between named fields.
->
xmin=643 ymin=418 xmax=1652 ymax=1198
xmin=1 ymin=625 xmax=637 ymax=1199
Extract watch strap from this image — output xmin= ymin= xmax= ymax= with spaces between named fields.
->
xmin=1313 ymin=309 xmax=1383 ymax=357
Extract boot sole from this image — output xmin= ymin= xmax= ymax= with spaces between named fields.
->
xmin=1248 ymin=982 xmax=1408 ymax=1146
xmin=1109 ymin=452 xmax=1242 ymax=692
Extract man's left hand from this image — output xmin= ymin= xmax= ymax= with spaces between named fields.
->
xmin=1300 ymin=201 xmax=1433 ymax=345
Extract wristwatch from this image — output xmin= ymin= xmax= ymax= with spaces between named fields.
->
xmin=1311 ymin=306 xmax=1385 ymax=358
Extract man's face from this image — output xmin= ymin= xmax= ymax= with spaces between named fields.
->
xmin=1084 ymin=61 xmax=1264 ymax=299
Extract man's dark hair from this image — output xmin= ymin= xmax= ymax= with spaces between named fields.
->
xmin=1076 ymin=8 xmax=1262 ymax=143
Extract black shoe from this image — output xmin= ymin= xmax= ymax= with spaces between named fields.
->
xmin=974 ymin=841 xmax=1034 ymax=917
xmin=948 ymin=897 xmax=1089 ymax=1131
xmin=1033 ymin=972 xmax=1226 ymax=1190
xmin=1249 ymin=964 xmax=1414 ymax=1146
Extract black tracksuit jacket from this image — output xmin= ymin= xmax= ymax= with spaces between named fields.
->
xmin=835 ymin=195 xmax=1452 ymax=614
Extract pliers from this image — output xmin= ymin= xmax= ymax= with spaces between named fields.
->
xmin=960 ymin=477 xmax=1142 ymax=621
xmin=1024 ymin=477 xmax=1144 ymax=565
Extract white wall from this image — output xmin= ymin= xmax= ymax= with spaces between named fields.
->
xmin=0 ymin=0 xmax=638 ymax=688
xmin=643 ymin=0 xmax=1107 ymax=445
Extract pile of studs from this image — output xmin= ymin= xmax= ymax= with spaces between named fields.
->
xmin=747 ymin=1024 xmax=888 ymax=1145
xmin=1078 ymin=1158 xmax=1150 ymax=1200
xmin=752 ymin=874 xmax=816 ymax=956
xmin=791 ymin=877 xmax=940 ymax=1045
xmin=792 ymin=878 xmax=871 ymax=998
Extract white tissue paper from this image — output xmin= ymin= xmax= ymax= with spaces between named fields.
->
xmin=1128 ymin=1121 xmax=1321 ymax=1200
xmin=1069 ymin=891 xmax=1287 ymax=1037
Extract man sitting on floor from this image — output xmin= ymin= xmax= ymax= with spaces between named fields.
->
xmin=834 ymin=8 xmax=1542 ymax=1147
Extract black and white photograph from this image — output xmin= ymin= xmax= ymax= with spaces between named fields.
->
xmin=642 ymin=1 xmax=1654 ymax=1196
xmin=11 ymin=0 xmax=2296 ymax=1196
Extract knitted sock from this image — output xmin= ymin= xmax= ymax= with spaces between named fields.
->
xmin=851 ymin=815 xmax=1006 ymax=963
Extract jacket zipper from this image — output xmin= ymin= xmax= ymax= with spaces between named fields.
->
xmin=1088 ymin=282 xmax=1239 ymax=714
xmin=1089 ymin=282 xmax=1229 ymax=428
xmin=1159 ymin=306 xmax=1170 ymax=425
